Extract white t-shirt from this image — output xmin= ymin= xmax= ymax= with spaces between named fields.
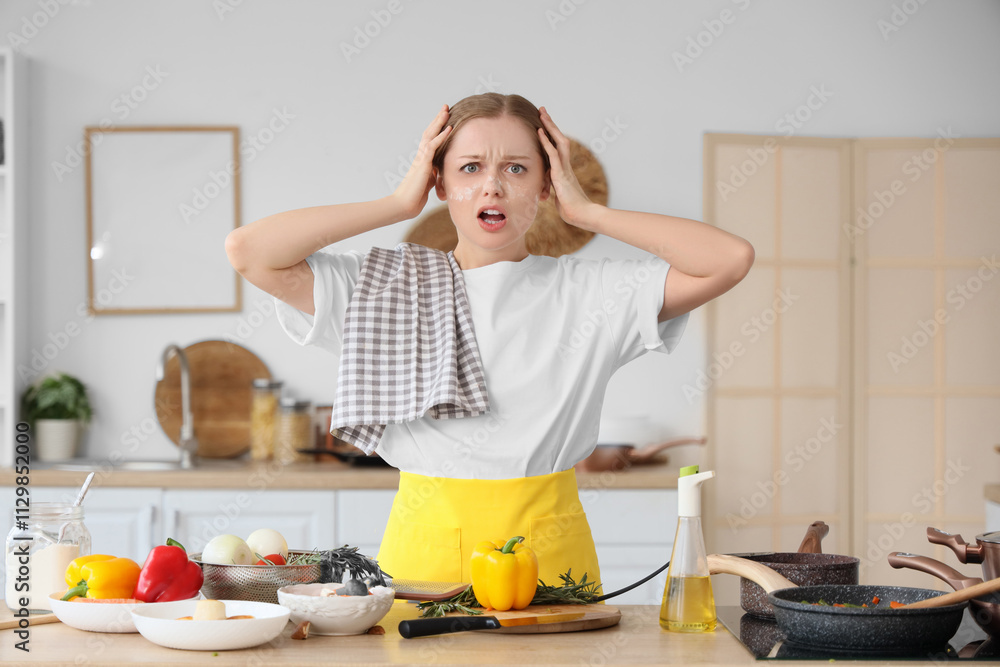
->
xmin=275 ymin=250 xmax=688 ymax=479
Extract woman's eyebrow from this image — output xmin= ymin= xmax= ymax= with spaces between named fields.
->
xmin=458 ymin=154 xmax=533 ymax=160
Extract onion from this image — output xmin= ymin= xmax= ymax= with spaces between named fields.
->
xmin=202 ymin=534 xmax=254 ymax=565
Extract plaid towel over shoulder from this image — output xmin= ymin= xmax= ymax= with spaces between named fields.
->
xmin=330 ymin=243 xmax=491 ymax=454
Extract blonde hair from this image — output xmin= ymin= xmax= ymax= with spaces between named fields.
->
xmin=432 ymin=93 xmax=553 ymax=175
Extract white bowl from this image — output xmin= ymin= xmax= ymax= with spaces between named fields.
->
xmin=48 ymin=593 xmax=145 ymax=633
xmin=130 ymin=599 xmax=290 ymax=651
xmin=277 ymin=582 xmax=395 ymax=636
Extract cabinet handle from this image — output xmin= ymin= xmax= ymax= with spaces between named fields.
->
xmin=167 ymin=508 xmax=180 ymax=540
xmin=140 ymin=503 xmax=155 ymax=553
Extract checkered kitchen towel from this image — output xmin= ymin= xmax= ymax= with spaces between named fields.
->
xmin=330 ymin=243 xmax=491 ymax=454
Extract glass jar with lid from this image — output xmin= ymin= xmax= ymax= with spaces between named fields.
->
xmin=5 ymin=502 xmax=91 ymax=612
xmin=275 ymin=398 xmax=312 ymax=465
xmin=250 ymin=379 xmax=283 ymax=460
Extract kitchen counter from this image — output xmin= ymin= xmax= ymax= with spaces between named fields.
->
xmin=0 ymin=461 xmax=679 ymax=490
xmin=0 ymin=604 xmax=937 ymax=666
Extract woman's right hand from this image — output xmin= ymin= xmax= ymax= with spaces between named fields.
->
xmin=391 ymin=104 xmax=452 ymax=220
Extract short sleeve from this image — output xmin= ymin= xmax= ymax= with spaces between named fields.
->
xmin=599 ymin=256 xmax=689 ymax=368
xmin=273 ymin=250 xmax=364 ymax=353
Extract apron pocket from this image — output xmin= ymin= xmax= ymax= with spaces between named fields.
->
xmin=528 ymin=512 xmax=602 ymax=586
xmin=379 ymin=520 xmax=463 ymax=583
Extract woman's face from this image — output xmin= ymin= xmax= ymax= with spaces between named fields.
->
xmin=435 ymin=114 xmax=550 ymax=266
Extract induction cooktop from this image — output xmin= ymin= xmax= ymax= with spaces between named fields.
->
xmin=716 ymin=605 xmax=997 ymax=661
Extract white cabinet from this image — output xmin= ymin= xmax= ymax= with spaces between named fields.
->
xmin=586 ymin=489 xmax=676 ymax=605
xmin=1 ymin=483 xmax=676 ymax=605
xmin=162 ymin=490 xmax=336 ymax=554
xmin=0 ymin=486 xmax=160 ymax=563
xmin=0 ymin=47 xmax=29 ymax=468
xmin=335 ymin=489 xmax=395 ymax=558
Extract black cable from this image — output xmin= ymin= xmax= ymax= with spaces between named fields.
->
xmin=593 ymin=559 xmax=670 ymax=602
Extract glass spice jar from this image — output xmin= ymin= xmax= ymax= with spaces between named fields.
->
xmin=5 ymin=502 xmax=91 ymax=612
xmin=275 ymin=398 xmax=312 ymax=465
xmin=250 ymin=379 xmax=283 ymax=461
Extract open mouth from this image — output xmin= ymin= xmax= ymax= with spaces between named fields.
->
xmin=477 ymin=206 xmax=508 ymax=232
xmin=478 ymin=208 xmax=507 ymax=225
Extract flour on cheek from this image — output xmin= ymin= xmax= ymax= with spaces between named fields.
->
xmin=449 ymin=186 xmax=478 ymax=202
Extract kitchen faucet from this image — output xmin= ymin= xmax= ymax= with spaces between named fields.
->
xmin=156 ymin=344 xmax=198 ymax=469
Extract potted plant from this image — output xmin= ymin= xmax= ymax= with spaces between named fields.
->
xmin=20 ymin=373 xmax=93 ymax=461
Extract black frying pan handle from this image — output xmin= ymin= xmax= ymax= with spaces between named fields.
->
xmin=399 ymin=615 xmax=501 ymax=638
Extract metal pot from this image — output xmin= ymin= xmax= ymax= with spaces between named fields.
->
xmin=574 ymin=435 xmax=706 ymax=473
xmin=737 ymin=521 xmax=860 ymax=619
xmin=928 ymin=527 xmax=1000 ymax=580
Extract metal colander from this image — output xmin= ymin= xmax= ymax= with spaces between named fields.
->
xmin=192 ymin=551 xmax=322 ymax=604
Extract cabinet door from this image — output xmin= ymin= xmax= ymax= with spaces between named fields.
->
xmin=335 ymin=490 xmax=396 ymax=558
xmin=585 ymin=489 xmax=677 ymax=605
xmin=162 ymin=490 xmax=336 ymax=554
xmin=0 ymin=486 xmax=160 ymax=562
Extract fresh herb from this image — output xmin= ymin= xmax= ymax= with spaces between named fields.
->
xmin=416 ymin=586 xmax=483 ymax=618
xmin=417 ymin=569 xmax=603 ymax=618
xmin=532 ymin=570 xmax=603 ymax=605
xmin=286 ymin=546 xmax=389 ymax=586
xmin=282 ymin=546 xmax=388 ymax=587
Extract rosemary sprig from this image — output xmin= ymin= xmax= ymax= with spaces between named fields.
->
xmin=285 ymin=546 xmax=389 ymax=587
xmin=416 ymin=569 xmax=603 ymax=617
xmin=532 ymin=569 xmax=603 ymax=605
xmin=416 ymin=586 xmax=483 ymax=618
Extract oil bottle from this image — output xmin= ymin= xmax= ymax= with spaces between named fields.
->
xmin=660 ymin=464 xmax=716 ymax=632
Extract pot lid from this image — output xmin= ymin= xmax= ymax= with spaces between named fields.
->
xmin=977 ymin=531 xmax=1000 ymax=544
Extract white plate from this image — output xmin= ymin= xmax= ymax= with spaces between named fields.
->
xmin=130 ymin=599 xmax=290 ymax=651
xmin=48 ymin=593 xmax=145 ymax=633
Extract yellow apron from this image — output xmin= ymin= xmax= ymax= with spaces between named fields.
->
xmin=376 ymin=469 xmax=602 ymax=589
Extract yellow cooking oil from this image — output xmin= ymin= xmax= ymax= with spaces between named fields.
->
xmin=659 ymin=575 xmax=717 ymax=632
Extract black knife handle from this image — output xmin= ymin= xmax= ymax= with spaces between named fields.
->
xmin=399 ymin=615 xmax=501 ymax=638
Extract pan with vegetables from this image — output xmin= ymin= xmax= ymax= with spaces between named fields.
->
xmin=708 ymin=554 xmax=1000 ymax=653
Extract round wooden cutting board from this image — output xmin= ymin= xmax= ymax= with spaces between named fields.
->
xmin=471 ymin=604 xmax=621 ymax=634
xmin=154 ymin=340 xmax=271 ymax=458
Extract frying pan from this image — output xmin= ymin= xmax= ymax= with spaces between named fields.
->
xmin=574 ymin=435 xmax=706 ymax=473
xmin=709 ymin=554 xmax=969 ymax=653
xmin=889 ymin=551 xmax=1000 ymax=639
xmin=737 ymin=521 xmax=859 ymax=619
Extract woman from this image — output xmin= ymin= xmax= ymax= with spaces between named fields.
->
xmin=225 ymin=93 xmax=754 ymax=587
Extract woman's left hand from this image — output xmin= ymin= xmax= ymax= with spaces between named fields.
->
xmin=538 ymin=107 xmax=595 ymax=228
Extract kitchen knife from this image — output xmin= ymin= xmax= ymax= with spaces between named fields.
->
xmin=399 ymin=611 xmax=586 ymax=638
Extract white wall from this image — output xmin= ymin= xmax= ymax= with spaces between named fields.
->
xmin=2 ymin=0 xmax=998 ymax=462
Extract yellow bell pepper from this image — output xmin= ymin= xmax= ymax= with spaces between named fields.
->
xmin=470 ymin=536 xmax=538 ymax=611
xmin=61 ymin=554 xmax=141 ymax=601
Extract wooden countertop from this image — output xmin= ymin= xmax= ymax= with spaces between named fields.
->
xmin=0 ymin=604 xmax=913 ymax=666
xmin=0 ymin=461 xmax=679 ymax=491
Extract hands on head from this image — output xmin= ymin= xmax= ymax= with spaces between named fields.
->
xmin=392 ymin=103 xmax=595 ymax=229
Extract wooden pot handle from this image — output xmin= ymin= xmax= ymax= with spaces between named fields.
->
xmin=707 ymin=554 xmax=796 ymax=594
xmin=797 ymin=521 xmax=830 ymax=554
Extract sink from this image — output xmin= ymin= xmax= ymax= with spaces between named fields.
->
xmin=40 ymin=459 xmax=247 ymax=472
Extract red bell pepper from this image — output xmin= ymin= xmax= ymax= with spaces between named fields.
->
xmin=133 ymin=538 xmax=204 ymax=602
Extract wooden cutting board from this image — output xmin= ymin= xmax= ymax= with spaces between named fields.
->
xmin=154 ymin=340 xmax=271 ymax=458
xmin=0 ymin=613 xmax=60 ymax=630
xmin=447 ymin=604 xmax=621 ymax=634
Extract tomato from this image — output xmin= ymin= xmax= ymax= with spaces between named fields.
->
xmin=255 ymin=553 xmax=286 ymax=566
